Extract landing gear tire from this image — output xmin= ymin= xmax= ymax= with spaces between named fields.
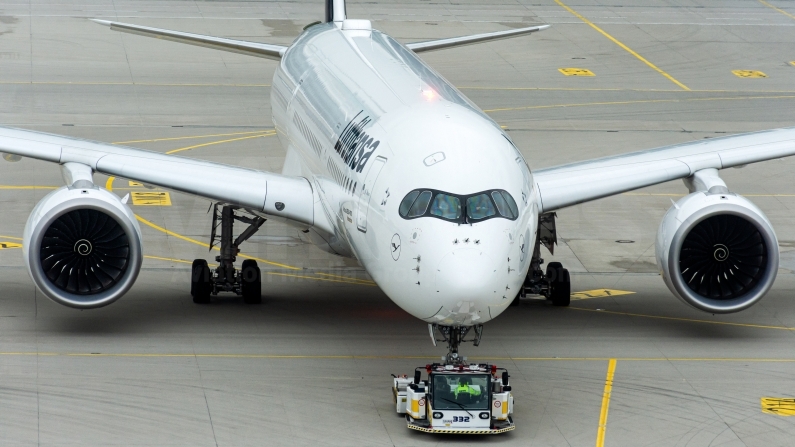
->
xmin=191 ymin=259 xmax=212 ymax=304
xmin=546 ymin=262 xmax=570 ymax=307
xmin=241 ymin=259 xmax=261 ymax=304
xmin=510 ymin=292 xmax=521 ymax=307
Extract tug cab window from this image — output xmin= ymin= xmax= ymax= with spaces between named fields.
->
xmin=399 ymin=189 xmax=518 ymax=223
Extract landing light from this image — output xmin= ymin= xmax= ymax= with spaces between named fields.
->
xmin=422 ymin=89 xmax=437 ymax=101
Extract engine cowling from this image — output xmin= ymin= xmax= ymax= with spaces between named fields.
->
xmin=23 ymin=185 xmax=143 ymax=309
xmin=656 ymin=191 xmax=778 ymax=314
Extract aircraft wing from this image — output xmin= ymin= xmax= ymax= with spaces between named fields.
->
xmin=533 ymin=127 xmax=795 ymax=213
xmin=0 ymin=127 xmax=315 ymax=226
xmin=91 ymin=20 xmax=287 ymax=61
xmin=406 ymin=25 xmax=549 ymax=53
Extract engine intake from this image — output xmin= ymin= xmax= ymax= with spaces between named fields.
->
xmin=24 ymin=186 xmax=142 ymax=308
xmin=656 ymin=191 xmax=778 ymax=314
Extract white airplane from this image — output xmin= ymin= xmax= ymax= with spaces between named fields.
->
xmin=2 ymin=0 xmax=794 ymax=361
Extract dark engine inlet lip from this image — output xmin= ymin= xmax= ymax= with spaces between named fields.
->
xmin=27 ymin=197 xmax=142 ymax=309
xmin=668 ymin=203 xmax=778 ymax=314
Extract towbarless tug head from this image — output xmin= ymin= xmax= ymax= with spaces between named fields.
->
xmin=393 ymin=363 xmax=514 ymax=434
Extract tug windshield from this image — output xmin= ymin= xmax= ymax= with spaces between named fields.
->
xmin=432 ymin=374 xmax=490 ymax=410
xmin=399 ymin=189 xmax=518 ymax=223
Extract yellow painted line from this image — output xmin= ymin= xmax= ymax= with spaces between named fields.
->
xmin=0 ymin=235 xmax=22 ymax=241
xmin=554 ymin=0 xmax=690 ymax=91
xmin=0 ymin=81 xmax=270 ymax=87
xmin=144 ymin=255 xmax=218 ymax=268
xmin=314 ymin=272 xmax=376 ymax=284
xmin=570 ymin=307 xmax=795 ymax=331
xmin=595 ymin=359 xmax=616 ymax=447
xmin=268 ymin=272 xmax=377 ymax=286
xmin=461 ymin=86 xmax=795 ymax=93
xmin=791 ymin=61 xmax=795 ymax=67
xmin=733 ymin=70 xmax=767 ymax=78
xmin=1 ymin=351 xmax=795 ymax=362
xmin=112 ymin=130 xmax=274 ymax=145
xmin=761 ymin=397 xmax=795 ymax=416
xmin=132 ymin=213 xmax=300 ymax=271
xmin=483 ymin=94 xmax=795 ymax=113
xmin=165 ymin=132 xmax=276 ymax=155
xmin=559 ymin=68 xmax=595 ymax=77
xmin=0 ymin=185 xmax=57 ymax=190
xmin=0 ymin=242 xmax=22 ymax=249
xmin=758 ymin=0 xmax=795 ymax=20
xmin=130 ymin=191 xmax=172 ymax=206
xmin=624 ymin=193 xmax=795 ymax=197
xmin=144 ymin=255 xmax=193 ymax=265
xmin=571 ymin=289 xmax=635 ymax=300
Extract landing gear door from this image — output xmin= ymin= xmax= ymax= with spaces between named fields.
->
xmin=357 ymin=156 xmax=386 ymax=232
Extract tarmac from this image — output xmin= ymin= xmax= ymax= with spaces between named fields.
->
xmin=2 ymin=1 xmax=795 ymax=446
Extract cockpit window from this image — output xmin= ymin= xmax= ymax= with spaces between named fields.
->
xmin=491 ymin=190 xmax=518 ymax=219
xmin=399 ymin=190 xmax=420 ymax=216
xmin=398 ymin=189 xmax=518 ymax=223
xmin=407 ymin=190 xmax=432 ymax=217
xmin=466 ymin=194 xmax=496 ymax=220
xmin=430 ymin=194 xmax=462 ymax=220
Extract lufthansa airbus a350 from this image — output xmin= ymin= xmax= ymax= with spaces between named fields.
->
xmin=2 ymin=0 xmax=794 ymax=365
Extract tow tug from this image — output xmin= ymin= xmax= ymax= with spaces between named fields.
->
xmin=392 ymin=325 xmax=514 ymax=434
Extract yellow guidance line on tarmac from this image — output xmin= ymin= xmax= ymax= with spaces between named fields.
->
xmin=165 ymin=132 xmax=276 ymax=155
xmin=595 ymin=359 xmax=616 ymax=447
xmin=112 ymin=130 xmax=274 ymax=145
xmin=570 ymin=307 xmax=795 ymax=331
xmin=758 ymin=0 xmax=795 ymax=20
xmin=483 ymin=94 xmax=795 ymax=113
xmin=554 ymin=0 xmax=690 ymax=91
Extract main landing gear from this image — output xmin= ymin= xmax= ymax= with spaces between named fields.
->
xmin=513 ymin=213 xmax=571 ymax=307
xmin=191 ymin=204 xmax=266 ymax=305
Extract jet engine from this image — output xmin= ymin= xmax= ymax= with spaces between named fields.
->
xmin=23 ymin=184 xmax=143 ymax=309
xmin=656 ymin=187 xmax=778 ymax=314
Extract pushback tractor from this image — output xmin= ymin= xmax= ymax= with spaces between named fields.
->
xmin=392 ymin=363 xmax=514 ymax=434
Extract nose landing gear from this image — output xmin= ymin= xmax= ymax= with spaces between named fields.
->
xmin=429 ymin=324 xmax=483 ymax=365
xmin=191 ymin=204 xmax=266 ymax=304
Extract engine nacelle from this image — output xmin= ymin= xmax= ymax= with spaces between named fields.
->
xmin=23 ymin=185 xmax=143 ymax=309
xmin=656 ymin=191 xmax=778 ymax=314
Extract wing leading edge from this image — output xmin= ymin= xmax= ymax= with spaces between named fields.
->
xmin=533 ymin=127 xmax=795 ymax=213
xmin=91 ymin=20 xmax=287 ymax=60
xmin=406 ymin=25 xmax=549 ymax=53
xmin=0 ymin=127 xmax=317 ymax=227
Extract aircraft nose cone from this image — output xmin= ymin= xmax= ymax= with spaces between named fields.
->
xmin=435 ymin=249 xmax=498 ymax=302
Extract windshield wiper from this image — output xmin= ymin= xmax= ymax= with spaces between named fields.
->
xmin=438 ymin=397 xmax=473 ymax=417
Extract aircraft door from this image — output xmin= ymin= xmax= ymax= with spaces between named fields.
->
xmin=357 ymin=156 xmax=386 ymax=232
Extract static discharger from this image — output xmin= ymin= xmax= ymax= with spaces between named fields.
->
xmin=559 ymin=68 xmax=595 ymax=76
xmin=570 ymin=289 xmax=635 ymax=300
xmin=732 ymin=70 xmax=767 ymax=78
xmin=131 ymin=191 xmax=172 ymax=206
xmin=761 ymin=397 xmax=795 ymax=416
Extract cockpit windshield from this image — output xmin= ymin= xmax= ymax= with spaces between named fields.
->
xmin=399 ymin=189 xmax=518 ymax=223
xmin=432 ymin=374 xmax=490 ymax=410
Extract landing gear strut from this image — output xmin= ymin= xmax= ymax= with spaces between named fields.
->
xmin=191 ymin=204 xmax=266 ymax=304
xmin=513 ymin=212 xmax=570 ymax=307
xmin=428 ymin=324 xmax=483 ymax=365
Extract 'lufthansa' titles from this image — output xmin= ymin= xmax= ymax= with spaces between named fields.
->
xmin=335 ymin=111 xmax=379 ymax=173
